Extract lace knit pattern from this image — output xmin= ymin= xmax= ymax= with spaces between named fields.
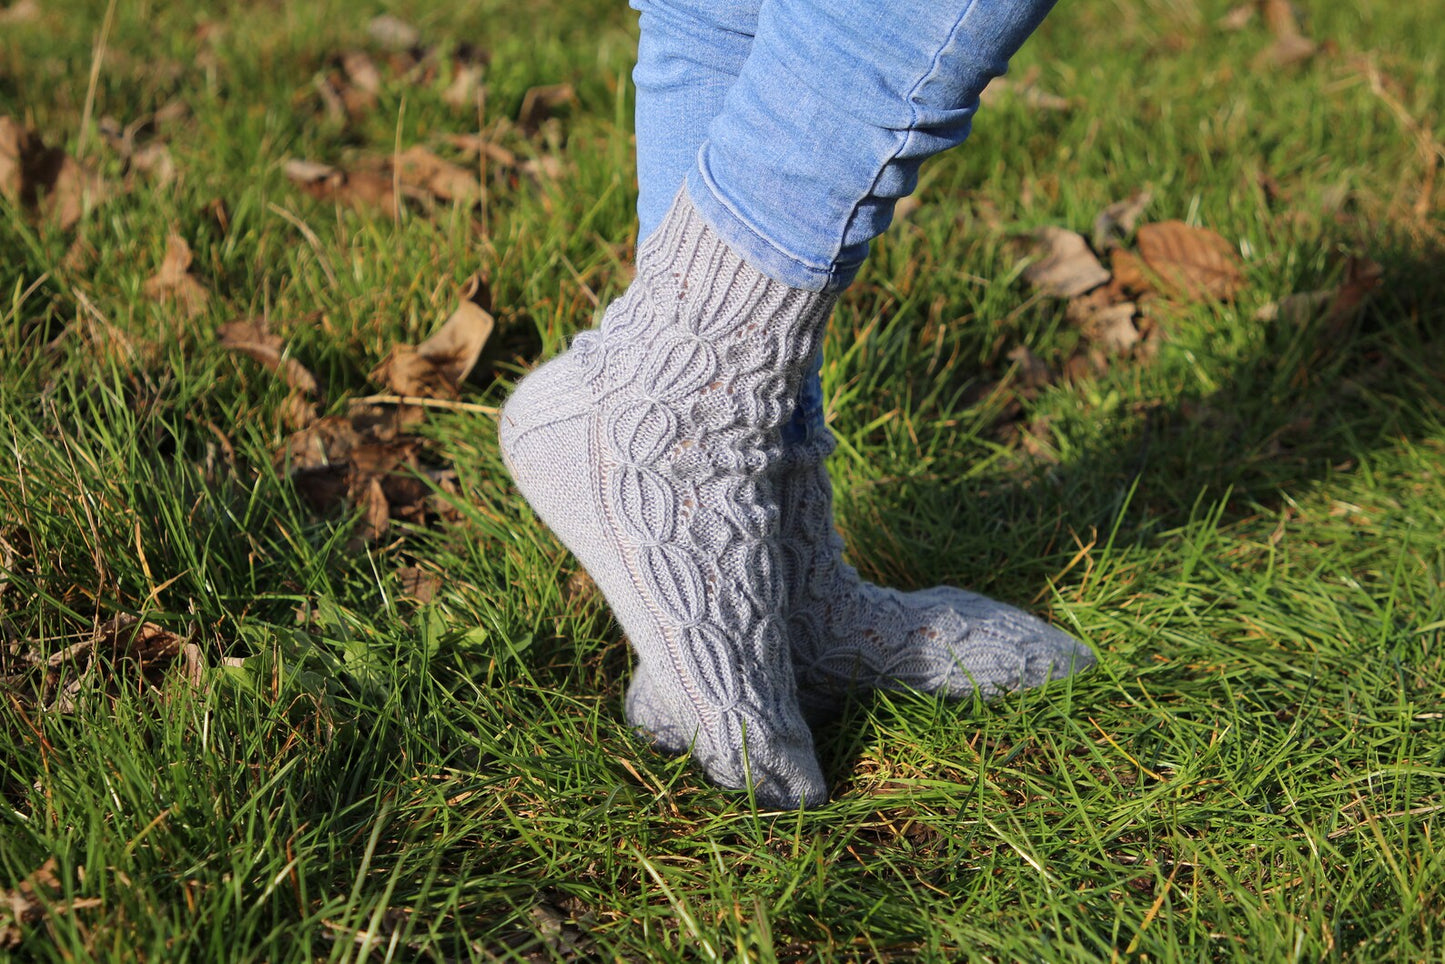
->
xmin=499 ymin=190 xmax=836 ymax=808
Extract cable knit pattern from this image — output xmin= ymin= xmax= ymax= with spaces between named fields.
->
xmin=775 ymin=428 xmax=1096 ymax=718
xmin=498 ymin=190 xmax=835 ymax=808
xmin=631 ymin=401 xmax=1096 ymax=725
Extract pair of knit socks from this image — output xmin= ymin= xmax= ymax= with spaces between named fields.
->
xmin=498 ymin=191 xmax=1093 ymax=808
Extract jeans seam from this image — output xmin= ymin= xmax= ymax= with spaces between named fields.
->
xmin=829 ymin=0 xmax=984 ymax=288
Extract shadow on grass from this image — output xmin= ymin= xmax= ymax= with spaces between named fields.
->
xmin=809 ymin=231 xmax=1445 ymax=785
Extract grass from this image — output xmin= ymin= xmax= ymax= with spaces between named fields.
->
xmin=2 ymin=0 xmax=1444 ymax=959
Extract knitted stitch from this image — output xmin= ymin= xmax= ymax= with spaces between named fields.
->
xmin=498 ymin=190 xmax=836 ymax=808
xmin=629 ymin=411 xmax=1096 ymax=723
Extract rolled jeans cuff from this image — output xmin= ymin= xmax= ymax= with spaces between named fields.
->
xmin=685 ymin=167 xmax=858 ymax=294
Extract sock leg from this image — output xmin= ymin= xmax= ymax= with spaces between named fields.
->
xmin=500 ymin=191 xmax=835 ymax=808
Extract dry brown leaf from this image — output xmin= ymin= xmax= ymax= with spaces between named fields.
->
xmin=283 ymin=158 xmax=397 ymax=216
xmin=369 ymin=347 xmax=458 ymax=399
xmin=370 ymin=276 xmax=494 ymax=397
xmin=415 ymin=275 xmax=494 ymax=384
xmin=218 ymin=318 xmax=319 ymax=395
xmin=342 ymin=51 xmax=382 ymax=96
xmin=1217 ymin=4 xmax=1255 ymax=30
xmin=0 ymin=116 xmax=106 ymax=229
xmin=0 ymin=0 xmax=40 ymax=24
xmin=44 ymin=154 xmax=106 ymax=231
xmin=1 ymin=857 xmax=102 ymax=949
xmin=393 ymin=145 xmax=481 ymax=204
xmin=518 ymin=83 xmax=576 ymax=132
xmin=0 ymin=116 xmax=27 ymax=201
xmin=1252 ymin=289 xmax=1334 ymax=326
xmin=1092 ymin=189 xmax=1152 ymax=251
xmin=368 ymin=13 xmax=420 ymax=50
xmin=279 ymin=390 xmax=320 ymax=431
xmin=4 ymin=615 xmax=200 ymax=712
xmin=397 ymin=565 xmax=442 ymax=602
xmin=1261 ymin=0 xmax=1304 ymax=39
xmin=1135 ymin=220 xmax=1244 ymax=301
xmin=143 ymin=232 xmax=210 ymax=318
xmin=130 ymin=142 xmax=176 ymax=185
xmin=443 ymin=64 xmax=486 ymax=109
xmin=1087 ymin=303 xmax=1140 ymax=353
xmin=980 ymin=69 xmax=1071 ymax=112
xmin=520 ymin=154 xmax=566 ymax=182
xmin=98 ymin=114 xmax=178 ymax=186
xmin=1258 ymin=0 xmax=1320 ymax=66
xmin=1254 ymin=256 xmax=1382 ymax=332
xmin=359 ymin=477 xmax=390 ymax=543
xmin=1006 ymin=344 xmax=1052 ymax=391
xmin=1021 ymin=226 xmax=1109 ymax=297
xmin=447 ymin=134 xmax=518 ymax=168
xmin=1108 ymin=247 xmax=1153 ymax=296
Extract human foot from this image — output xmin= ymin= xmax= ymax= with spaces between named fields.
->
xmin=777 ymin=429 xmax=1095 ymax=718
xmin=498 ymin=190 xmax=836 ymax=808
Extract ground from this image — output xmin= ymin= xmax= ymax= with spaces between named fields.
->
xmin=1 ymin=0 xmax=1444 ymax=960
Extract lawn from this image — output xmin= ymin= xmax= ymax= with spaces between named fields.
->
xmin=2 ymin=0 xmax=1444 ymax=960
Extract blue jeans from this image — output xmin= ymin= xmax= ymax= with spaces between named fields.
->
xmin=630 ymin=0 xmax=1058 ymax=440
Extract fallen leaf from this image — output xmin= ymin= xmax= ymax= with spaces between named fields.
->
xmin=1263 ymin=32 xmax=1318 ymax=67
xmin=1006 ymin=344 xmax=1052 ymax=390
xmin=1258 ymin=0 xmax=1319 ymax=66
xmin=1092 ymin=189 xmax=1152 ymax=251
xmin=279 ymin=390 xmax=320 ymax=431
xmin=1254 ymin=256 xmax=1381 ymax=334
xmin=0 ymin=116 xmax=106 ymax=229
xmin=447 ymin=134 xmax=517 ymax=168
xmin=342 ymin=51 xmax=382 ymax=96
xmin=1217 ymin=3 xmax=1255 ymax=30
xmin=517 ymin=83 xmax=576 ymax=133
xmin=1086 ymin=302 xmax=1140 ymax=353
xmin=415 ymin=274 xmax=494 ymax=384
xmin=2 ymin=858 xmax=104 ymax=949
xmin=442 ymin=63 xmax=486 ymax=109
xmin=397 ymin=565 xmax=442 ymax=602
xmin=370 ymin=276 xmax=494 ymax=397
xmin=980 ymin=68 xmax=1071 ymax=112
xmin=98 ymin=113 xmax=178 ymax=186
xmin=130 ymin=142 xmax=176 ymax=185
xmin=315 ymin=53 xmax=381 ymax=123
xmin=0 ymin=0 xmax=38 ymax=25
xmin=368 ymin=14 xmax=420 ymax=51
xmin=283 ymin=158 xmax=397 ymax=216
xmin=393 ymin=145 xmax=481 ymax=204
xmin=0 ymin=116 xmax=27 ymax=200
xmin=1261 ymin=0 xmax=1304 ymax=39
xmin=218 ymin=318 xmax=319 ymax=395
xmin=519 ymin=154 xmax=566 ymax=182
xmin=359 ymin=477 xmax=390 ymax=543
xmin=1020 ymin=226 xmax=1109 ymax=297
xmin=1135 ymin=220 xmax=1244 ymax=301
xmin=3 ymin=615 xmax=200 ymax=711
xmin=43 ymin=153 xmax=106 ymax=230
xmin=1253 ymin=289 xmax=1334 ymax=325
xmin=142 ymin=232 xmax=210 ymax=318
xmin=1108 ymin=247 xmax=1153 ymax=296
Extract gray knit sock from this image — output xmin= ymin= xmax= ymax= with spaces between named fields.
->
xmin=778 ymin=429 xmax=1096 ymax=716
xmin=498 ymin=190 xmax=835 ymax=809
xmin=629 ymin=421 xmax=1096 ymax=724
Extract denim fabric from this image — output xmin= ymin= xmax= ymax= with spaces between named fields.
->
xmin=631 ymin=0 xmax=1057 ymax=293
xmin=631 ymin=0 xmax=1055 ymax=442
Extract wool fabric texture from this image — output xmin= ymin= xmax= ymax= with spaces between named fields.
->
xmin=499 ymin=190 xmax=835 ymax=808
